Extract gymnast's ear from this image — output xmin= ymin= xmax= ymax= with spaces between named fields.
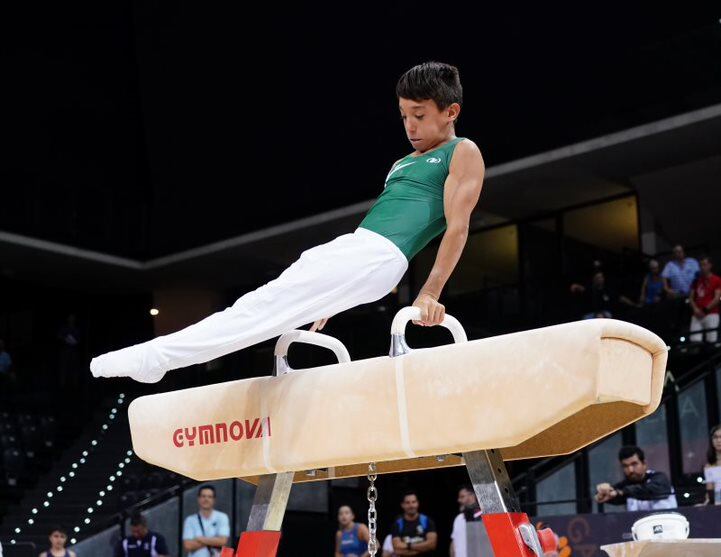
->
xmin=446 ymin=102 xmax=461 ymax=123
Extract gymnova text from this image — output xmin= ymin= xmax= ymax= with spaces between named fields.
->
xmin=172 ymin=417 xmax=272 ymax=448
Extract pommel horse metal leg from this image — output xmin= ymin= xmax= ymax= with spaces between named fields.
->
xmin=234 ymin=472 xmax=292 ymax=557
xmin=464 ymin=449 xmax=555 ymax=557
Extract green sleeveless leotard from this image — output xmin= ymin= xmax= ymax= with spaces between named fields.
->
xmin=359 ymin=137 xmax=465 ymax=261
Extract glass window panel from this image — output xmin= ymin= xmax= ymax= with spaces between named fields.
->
xmin=564 ymin=196 xmax=638 ymax=253
xmin=536 ymin=462 xmax=576 ymax=517
xmin=636 ymin=404 xmax=671 ymax=479
xmin=587 ymin=432 xmax=624 ymax=513
xmin=413 ymin=225 xmax=519 ymax=295
xmin=679 ymin=381 xmax=709 ymax=474
xmin=71 ymin=525 xmax=121 ymax=556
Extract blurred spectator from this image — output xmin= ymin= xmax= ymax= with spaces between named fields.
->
xmin=57 ymin=314 xmax=80 ymax=388
xmin=382 ymin=534 xmax=396 ymax=557
xmin=115 ymin=512 xmax=169 ymax=557
xmin=570 ymin=271 xmax=635 ymax=319
xmin=0 ymin=540 xmax=3 ymax=557
xmin=182 ymin=484 xmax=230 ymax=557
xmin=662 ymin=245 xmax=699 ymax=298
xmin=639 ymin=260 xmax=668 ymax=306
xmin=689 ymin=256 xmax=721 ymax=343
xmin=39 ymin=525 xmax=77 ymax=557
xmin=0 ymin=339 xmax=12 ymax=375
xmin=450 ymin=485 xmax=481 ymax=557
xmin=391 ymin=491 xmax=437 ymax=555
xmin=595 ymin=446 xmax=677 ymax=511
xmin=0 ymin=340 xmax=14 ymax=398
xmin=704 ymin=424 xmax=721 ymax=505
xmin=335 ymin=505 xmax=369 ymax=557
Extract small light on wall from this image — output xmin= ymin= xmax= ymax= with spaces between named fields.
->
xmin=150 ymin=308 xmax=160 ymax=316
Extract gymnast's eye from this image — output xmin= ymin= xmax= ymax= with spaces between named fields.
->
xmin=415 ymin=114 xmax=424 ymax=120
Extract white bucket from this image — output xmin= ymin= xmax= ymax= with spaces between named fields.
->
xmin=631 ymin=512 xmax=690 ymax=541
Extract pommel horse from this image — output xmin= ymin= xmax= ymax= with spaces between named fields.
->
xmin=128 ymin=308 xmax=667 ymax=556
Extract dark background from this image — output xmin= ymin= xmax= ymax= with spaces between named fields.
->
xmin=2 ymin=2 xmax=720 ymax=258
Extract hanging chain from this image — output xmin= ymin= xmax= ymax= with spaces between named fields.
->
xmin=367 ymin=462 xmax=378 ymax=556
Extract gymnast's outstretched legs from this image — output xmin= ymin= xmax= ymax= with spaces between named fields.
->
xmin=90 ymin=228 xmax=407 ymax=383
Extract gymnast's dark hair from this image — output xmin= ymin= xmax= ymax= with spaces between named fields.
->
xmin=396 ymin=61 xmax=463 ymax=110
xmin=708 ymin=424 xmax=721 ymax=465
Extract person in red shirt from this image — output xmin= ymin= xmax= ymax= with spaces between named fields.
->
xmin=689 ymin=256 xmax=721 ymax=343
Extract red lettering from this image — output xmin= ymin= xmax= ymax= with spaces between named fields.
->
xmin=229 ymin=420 xmax=244 ymax=441
xmin=176 ymin=417 xmax=271 ymax=447
xmin=246 ymin=418 xmax=261 ymax=438
xmin=264 ymin=417 xmax=271 ymax=437
xmin=198 ymin=425 xmax=214 ymax=445
xmin=184 ymin=427 xmax=197 ymax=447
xmin=215 ymin=423 xmax=228 ymax=443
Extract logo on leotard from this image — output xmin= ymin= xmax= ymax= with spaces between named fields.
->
xmin=426 ymin=157 xmax=442 ymax=164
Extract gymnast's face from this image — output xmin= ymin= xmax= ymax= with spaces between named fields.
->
xmin=399 ymin=98 xmax=460 ymax=154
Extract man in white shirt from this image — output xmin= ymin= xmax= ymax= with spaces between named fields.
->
xmin=450 ymin=485 xmax=481 ymax=557
xmin=182 ymin=485 xmax=230 ymax=557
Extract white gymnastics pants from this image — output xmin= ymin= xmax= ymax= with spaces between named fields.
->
xmin=90 ymin=228 xmax=408 ymax=383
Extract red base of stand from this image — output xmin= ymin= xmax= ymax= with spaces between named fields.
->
xmin=484 ymin=512 xmax=556 ymax=556
xmin=226 ymin=514 xmax=553 ymax=557
xmin=233 ymin=531 xmax=282 ymax=557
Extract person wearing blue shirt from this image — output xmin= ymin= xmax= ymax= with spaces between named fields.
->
xmin=662 ymin=245 xmax=700 ymax=297
xmin=115 ymin=512 xmax=168 ymax=557
xmin=182 ymin=485 xmax=230 ymax=557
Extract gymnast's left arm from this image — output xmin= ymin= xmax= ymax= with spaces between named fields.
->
xmin=413 ymin=140 xmax=485 ymax=325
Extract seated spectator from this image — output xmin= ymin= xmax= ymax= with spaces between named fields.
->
xmin=639 ymin=260 xmax=668 ymax=306
xmin=0 ymin=340 xmax=11 ymax=376
xmin=450 ymin=485 xmax=481 ymax=557
xmin=662 ymin=245 xmax=699 ymax=298
xmin=705 ymin=424 xmax=721 ymax=505
xmin=570 ymin=271 xmax=635 ymax=319
xmin=114 ymin=512 xmax=169 ymax=557
xmin=182 ymin=484 xmax=230 ymax=557
xmin=391 ymin=491 xmax=437 ymax=555
xmin=689 ymin=256 xmax=721 ymax=343
xmin=382 ymin=534 xmax=396 ymax=557
xmin=335 ymin=505 xmax=369 ymax=557
xmin=39 ymin=525 xmax=76 ymax=557
xmin=595 ymin=445 xmax=677 ymax=511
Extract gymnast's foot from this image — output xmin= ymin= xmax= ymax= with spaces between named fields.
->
xmin=90 ymin=343 xmax=167 ymax=384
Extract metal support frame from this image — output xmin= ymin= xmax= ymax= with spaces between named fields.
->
xmin=235 ymin=472 xmax=293 ymax=556
xmin=464 ymin=449 xmax=555 ymax=557
xmin=246 ymin=473 xmax=294 ymax=532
